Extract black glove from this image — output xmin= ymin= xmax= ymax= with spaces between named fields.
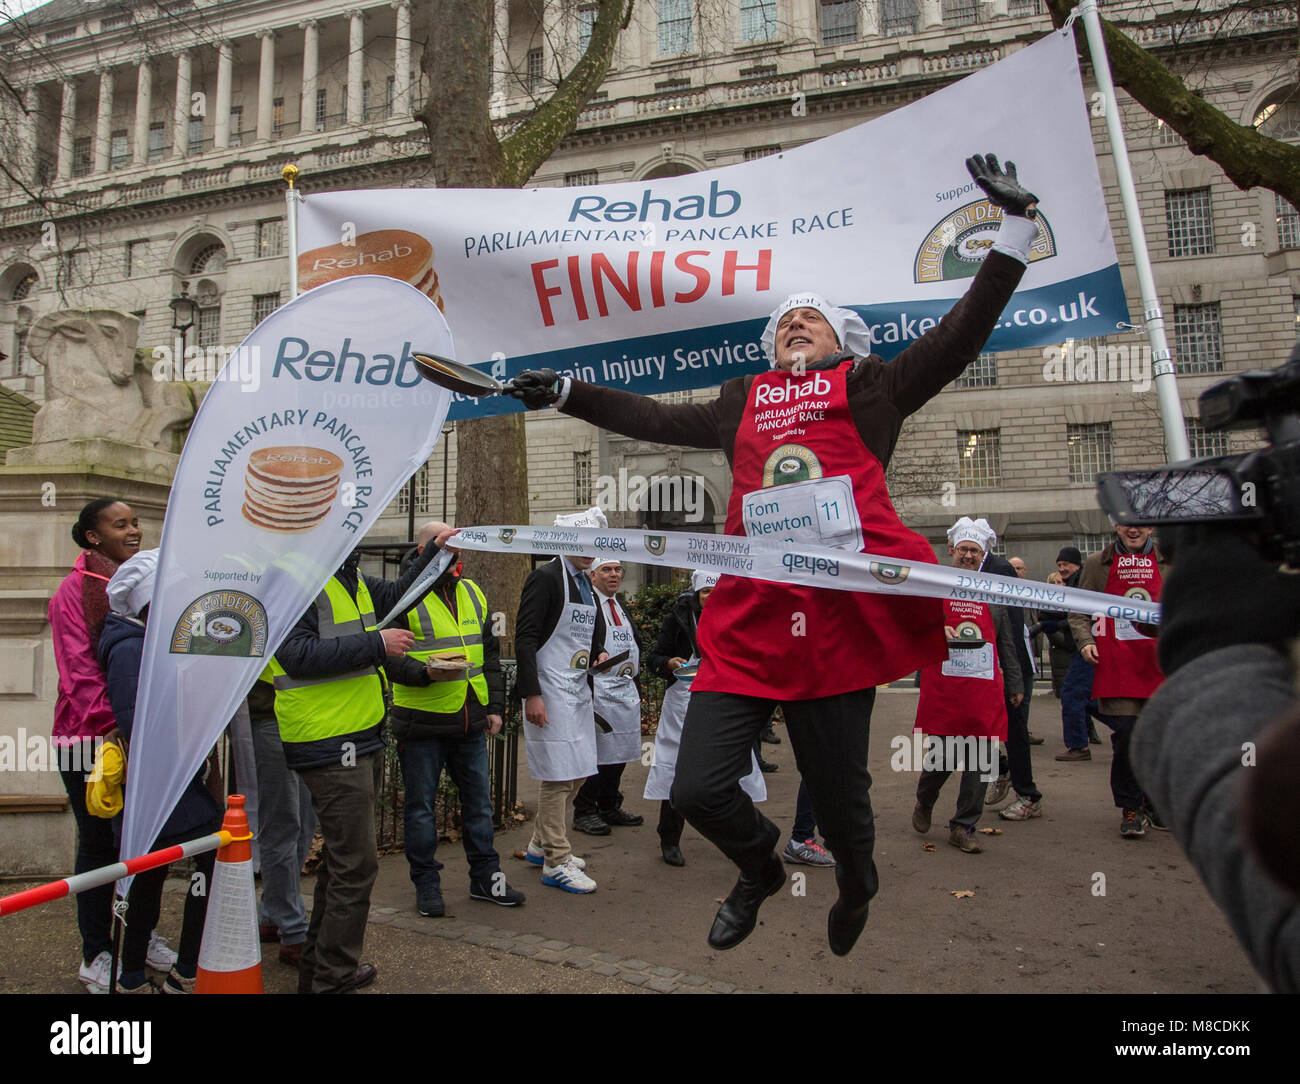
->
xmin=505 ymin=368 xmax=563 ymax=410
xmin=1157 ymin=524 xmax=1300 ymax=676
xmin=965 ymin=153 xmax=1039 ymax=219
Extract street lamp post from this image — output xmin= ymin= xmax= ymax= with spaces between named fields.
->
xmin=169 ymin=281 xmax=198 ymax=376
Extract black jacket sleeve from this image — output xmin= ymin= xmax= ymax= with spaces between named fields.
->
xmin=992 ymin=605 xmax=1023 ymax=700
xmin=514 ymin=563 xmax=561 ymax=700
xmin=648 ymin=599 xmax=695 ymax=681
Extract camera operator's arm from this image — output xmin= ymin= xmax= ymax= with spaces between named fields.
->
xmin=1133 ymin=526 xmax=1300 ymax=993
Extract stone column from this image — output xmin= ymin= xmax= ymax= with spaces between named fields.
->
xmin=214 ymin=40 xmax=233 ymax=149
xmin=919 ymin=0 xmax=944 ymax=30
xmin=491 ymin=0 xmax=509 ymax=103
xmin=393 ymin=1 xmax=411 ymax=117
xmin=172 ymin=50 xmax=192 ymax=158
xmin=21 ymin=86 xmax=38 ymax=184
xmin=347 ymin=10 xmax=364 ymax=125
xmin=862 ymin=0 xmax=882 ymax=37
xmin=990 ymin=0 xmax=1010 ymax=17
xmin=540 ymin=0 xmax=558 ymax=85
xmin=94 ymin=69 xmax=114 ymax=172
xmin=133 ymin=60 xmax=153 ymax=166
xmin=56 ymin=81 xmax=76 ymax=181
xmin=257 ymin=30 xmax=276 ymax=140
xmin=300 ymin=20 xmax=320 ymax=131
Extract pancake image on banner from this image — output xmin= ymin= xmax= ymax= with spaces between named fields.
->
xmin=298 ymin=228 xmax=446 ymax=312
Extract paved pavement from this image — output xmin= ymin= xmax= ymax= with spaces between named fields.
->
xmin=0 ymin=688 xmax=1261 ymax=995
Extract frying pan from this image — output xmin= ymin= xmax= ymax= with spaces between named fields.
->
xmin=413 ymin=352 xmax=518 ymax=397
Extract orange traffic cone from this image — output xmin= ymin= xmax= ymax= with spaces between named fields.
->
xmin=195 ymin=794 xmax=263 ymax=994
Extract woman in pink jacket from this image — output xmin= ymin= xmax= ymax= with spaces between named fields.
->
xmin=48 ymin=497 xmax=151 ymax=992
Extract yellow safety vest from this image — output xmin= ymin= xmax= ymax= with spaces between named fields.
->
xmin=269 ymin=576 xmax=385 ymax=745
xmin=391 ymin=577 xmax=490 ymax=714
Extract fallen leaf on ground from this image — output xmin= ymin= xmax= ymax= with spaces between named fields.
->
xmin=922 ymin=842 xmax=936 ymax=852
xmin=512 ymin=849 xmax=529 ymax=861
xmin=978 ymin=827 xmax=1003 ymax=835
xmin=714 ymin=897 xmax=726 ymax=904
xmin=950 ymin=890 xmax=975 ymax=899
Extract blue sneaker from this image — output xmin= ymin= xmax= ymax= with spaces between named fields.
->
xmin=541 ymin=859 xmax=596 ymax=893
xmin=526 ymin=842 xmax=584 ymax=869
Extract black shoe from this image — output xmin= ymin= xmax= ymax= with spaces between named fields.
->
xmin=469 ymin=877 xmax=526 ymax=906
xmin=757 ymin=757 xmax=779 ymax=773
xmin=573 ymin=813 xmax=612 ymax=835
xmin=1140 ymin=801 xmax=1168 ymax=831
xmin=416 ymin=885 xmax=445 ymax=918
xmin=602 ymin=808 xmax=644 ymax=827
xmin=1088 ymin=723 xmax=1102 ymax=744
xmin=354 ymin=963 xmax=378 ymax=990
xmin=661 ymin=844 xmax=685 ymax=867
xmin=707 ymin=856 xmax=785 ymax=950
xmin=827 ymin=897 xmax=870 ymax=957
xmin=760 ymin=725 xmax=781 ymax=745
xmin=1027 ymin=731 xmax=1045 ymax=745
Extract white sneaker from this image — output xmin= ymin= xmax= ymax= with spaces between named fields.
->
xmin=526 ymin=842 xmax=584 ymax=870
xmin=541 ymin=859 xmax=597 ymax=893
xmin=78 ymin=950 xmax=119 ymax=994
xmin=146 ymin=932 xmax=178 ymax=972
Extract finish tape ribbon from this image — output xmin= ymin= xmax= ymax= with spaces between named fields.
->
xmin=444 ymin=525 xmax=1162 ymax=626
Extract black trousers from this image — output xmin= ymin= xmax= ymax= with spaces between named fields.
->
xmin=658 ymin=800 xmax=685 ymax=847
xmin=672 ymin=688 xmax=878 ymax=909
xmin=574 ymin=762 xmax=627 ymax=817
xmin=1003 ymin=696 xmax=1041 ymax=802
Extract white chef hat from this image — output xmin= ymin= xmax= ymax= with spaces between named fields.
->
xmin=691 ymin=569 xmax=719 ymax=592
xmin=591 ymin=557 xmax=622 ymax=571
xmin=106 ymin=548 xmax=160 ymax=617
xmin=760 ymin=293 xmax=875 ymax=367
xmin=947 ymin=516 xmax=996 ymax=553
xmin=554 ymin=507 xmax=608 ymax=529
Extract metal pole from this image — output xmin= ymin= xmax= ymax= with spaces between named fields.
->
xmin=442 ymin=424 xmax=451 ymax=520
xmin=283 ymin=164 xmax=301 ymax=297
xmin=1076 ymin=1 xmax=1191 ymax=461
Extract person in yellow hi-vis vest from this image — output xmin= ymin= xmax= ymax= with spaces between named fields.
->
xmin=386 ymin=520 xmax=524 ymax=919
xmin=271 ymin=529 xmax=455 ymax=994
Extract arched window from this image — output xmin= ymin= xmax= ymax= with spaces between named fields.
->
xmin=642 ymin=161 xmax=695 ymax=180
xmin=189 ymin=243 xmax=227 ymax=275
xmin=11 ymin=272 xmax=37 ymax=301
xmin=1254 ymin=89 xmax=1300 ymax=142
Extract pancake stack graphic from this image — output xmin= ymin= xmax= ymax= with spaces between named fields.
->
xmin=242 ymin=446 xmax=344 ymax=533
xmin=297 ymin=228 xmax=445 ymax=311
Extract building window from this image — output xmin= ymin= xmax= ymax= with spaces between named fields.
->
xmin=658 ymin=0 xmax=693 ymax=56
xmin=1276 ymin=193 xmax=1300 ymax=250
xmin=1007 ymin=0 xmax=1044 ymax=13
xmin=63 ymin=249 xmax=89 ymax=285
xmin=361 ymin=82 xmax=372 ymax=121
xmin=125 ymin=240 xmax=149 ymax=277
xmin=1067 ymin=422 xmax=1113 ymax=483
xmin=257 ymin=219 xmax=284 ymax=258
xmin=1072 ymin=532 xmax=1111 ymax=558
xmin=1185 ymin=419 xmax=1229 ymax=458
xmin=11 ymin=272 xmax=37 ymax=300
xmin=526 ymin=48 xmax=544 ymax=91
xmin=740 ymin=0 xmax=777 ymax=42
xmin=578 ymin=4 xmax=598 ymax=52
xmin=46 ymin=26 xmax=76 ymax=43
xmin=197 ymin=306 xmax=221 ymax=348
xmin=252 ymin=293 xmax=281 ymax=325
xmin=398 ymin=463 xmax=431 ymax=515
xmin=10 ymin=328 xmax=27 ymax=378
xmin=315 ymin=88 xmax=328 ymax=131
xmin=1156 ymin=118 xmax=1184 ymax=146
xmin=881 ymin=0 xmax=918 ymax=37
xmin=148 ymin=122 xmax=166 ymax=162
xmin=942 ymin=0 xmax=979 ymax=26
xmin=1165 ymin=187 xmax=1214 ymax=257
xmin=1294 ymin=294 xmax=1300 ymax=340
xmin=101 ymin=13 xmax=131 ymax=30
xmin=957 ymin=428 xmax=1001 ymax=489
xmin=744 ymin=145 xmax=781 ymax=161
xmin=820 ymin=0 xmax=857 ymax=44
xmin=229 ymin=106 xmax=243 ymax=147
xmin=110 ymin=130 xmax=129 ymax=170
xmin=954 ymin=352 xmax=997 ymax=388
xmin=386 ymin=76 xmax=395 ymax=118
xmin=574 ymin=451 xmax=592 ymax=505
xmin=73 ymin=137 xmax=92 ymax=177
xmin=272 ymin=97 xmax=284 ymax=137
xmin=189 ymin=243 xmax=227 ymax=275
xmin=188 ymin=117 xmax=204 ymax=155
xmin=653 ymin=389 xmax=694 ymax=404
xmin=565 ymin=169 xmax=598 ymax=186
xmin=1173 ymin=302 xmax=1223 ymax=373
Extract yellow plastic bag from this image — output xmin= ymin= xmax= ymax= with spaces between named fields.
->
xmin=85 ymin=740 xmax=125 ymax=819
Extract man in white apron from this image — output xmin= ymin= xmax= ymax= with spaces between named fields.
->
xmin=514 ymin=508 xmax=607 ymax=893
xmin=574 ymin=560 xmax=646 ymax=835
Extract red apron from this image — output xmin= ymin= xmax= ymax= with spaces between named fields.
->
xmin=915 ymin=600 xmax=1007 ymax=739
xmin=694 ymin=361 xmax=946 ymax=699
xmin=1092 ymin=549 xmax=1164 ymax=700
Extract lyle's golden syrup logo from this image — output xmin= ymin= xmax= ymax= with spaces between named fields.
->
xmin=1124 ymin=587 xmax=1152 ymax=602
xmin=915 ymin=200 xmax=1057 ymax=283
xmin=570 ymin=650 xmax=590 ymax=670
xmin=644 ymin=535 xmax=666 ymax=556
xmin=869 ymin=561 xmax=910 ymax=584
xmin=171 ymin=591 xmax=269 ymax=657
xmin=761 ymin=444 xmax=822 ymax=488
xmin=498 ymin=528 xmax=516 ymax=545
xmin=617 ymin=662 xmax=636 ymax=679
xmin=952 ymin=620 xmax=982 ymax=641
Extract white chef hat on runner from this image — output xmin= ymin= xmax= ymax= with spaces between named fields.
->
xmin=691 ymin=569 xmax=719 ymax=593
xmin=760 ymin=293 xmax=875 ymax=367
xmin=106 ymin=548 xmax=160 ymax=617
xmin=590 ymin=557 xmax=622 ymax=571
xmin=554 ymin=507 xmax=608 ymax=529
xmin=947 ymin=516 xmax=996 ymax=553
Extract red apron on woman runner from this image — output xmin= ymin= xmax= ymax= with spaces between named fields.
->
xmin=1091 ymin=550 xmax=1163 ymax=700
xmin=694 ymin=361 xmax=947 ymax=700
xmin=915 ymin=599 xmax=1007 ymax=739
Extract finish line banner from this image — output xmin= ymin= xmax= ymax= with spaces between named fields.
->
xmin=119 ymin=277 xmax=454 ymax=879
xmin=296 ymin=29 xmax=1127 ymax=421
xmin=452 ymin=525 xmax=1162 ymax=626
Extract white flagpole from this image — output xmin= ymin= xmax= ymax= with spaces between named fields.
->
xmin=283 ymin=163 xmax=301 ymax=297
xmin=1075 ymin=0 xmax=1190 ymax=461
